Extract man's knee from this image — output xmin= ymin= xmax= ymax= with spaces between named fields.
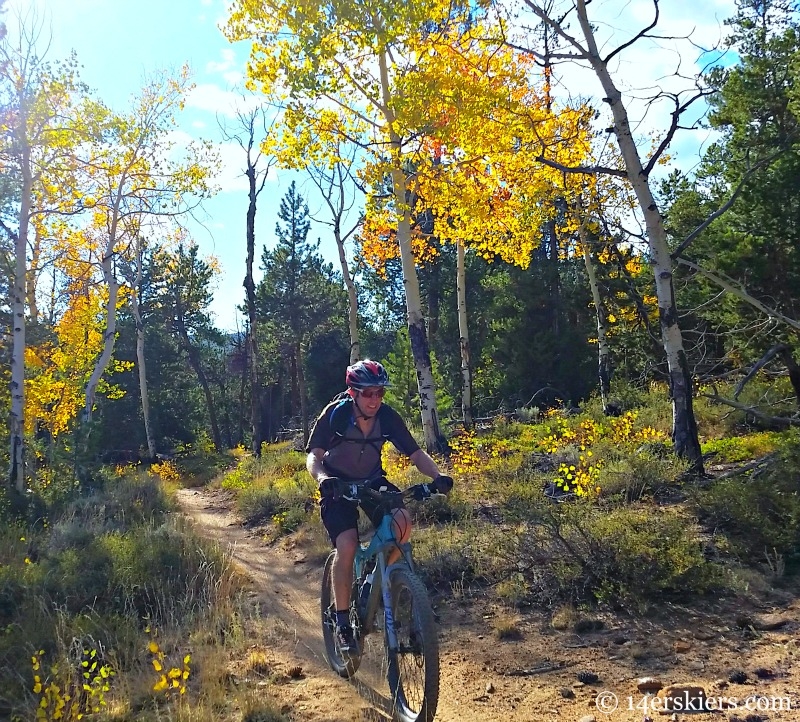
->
xmin=335 ymin=528 xmax=358 ymax=561
xmin=391 ymin=508 xmax=412 ymax=542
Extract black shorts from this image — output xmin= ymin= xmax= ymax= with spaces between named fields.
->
xmin=320 ymin=478 xmax=404 ymax=546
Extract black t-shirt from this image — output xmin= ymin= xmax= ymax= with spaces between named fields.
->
xmin=306 ymin=400 xmax=420 ymax=480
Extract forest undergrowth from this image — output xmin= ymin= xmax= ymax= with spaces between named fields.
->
xmin=1 ymin=380 xmax=799 ymax=721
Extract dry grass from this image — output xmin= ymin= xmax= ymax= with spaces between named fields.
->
xmin=551 ymin=604 xmax=579 ymax=631
xmin=492 ymin=611 xmax=523 ymax=640
xmin=247 ymin=650 xmax=272 ymax=677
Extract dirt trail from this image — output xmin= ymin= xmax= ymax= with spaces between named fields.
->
xmin=177 ymin=487 xmax=800 ymax=722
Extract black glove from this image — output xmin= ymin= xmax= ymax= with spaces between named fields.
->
xmin=319 ymin=476 xmax=342 ymax=499
xmin=433 ymin=475 xmax=454 ymax=494
xmin=411 ymin=483 xmax=433 ymax=501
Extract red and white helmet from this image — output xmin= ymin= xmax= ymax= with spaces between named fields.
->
xmin=345 ymin=359 xmax=391 ymax=390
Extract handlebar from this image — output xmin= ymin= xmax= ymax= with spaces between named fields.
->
xmin=321 ymin=478 xmax=442 ymax=503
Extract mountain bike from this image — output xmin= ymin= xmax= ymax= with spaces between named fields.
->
xmin=320 ymin=480 xmax=440 ymax=722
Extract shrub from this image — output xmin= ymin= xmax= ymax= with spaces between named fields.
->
xmin=509 ymin=499 xmax=726 ymax=609
xmin=237 ymin=486 xmax=284 ymax=524
xmin=692 ymin=441 xmax=800 ymax=569
xmin=598 ymin=451 xmax=688 ymax=503
xmin=701 ymin=431 xmax=786 ymax=463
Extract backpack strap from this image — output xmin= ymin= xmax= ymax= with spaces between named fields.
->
xmin=329 ymin=397 xmax=391 ymax=448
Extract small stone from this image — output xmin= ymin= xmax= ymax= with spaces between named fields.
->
xmin=577 ymin=715 xmax=596 ymax=722
xmin=485 ymin=682 xmax=495 ymax=694
xmin=753 ymin=613 xmax=789 ymax=631
xmin=636 ymin=677 xmax=664 ymax=694
xmin=658 ymin=683 xmax=708 ymax=711
xmin=688 ymin=659 xmax=705 ymax=672
xmin=559 ymin=687 xmax=575 ymax=699
xmin=728 ymin=669 xmax=748 ymax=684
xmin=577 ymin=670 xmax=599 ymax=684
xmin=753 ymin=667 xmax=774 ymax=679
xmin=673 ymin=640 xmax=692 ymax=653
xmin=572 ymin=681 xmax=585 ymax=689
xmin=693 ymin=629 xmax=715 ymax=641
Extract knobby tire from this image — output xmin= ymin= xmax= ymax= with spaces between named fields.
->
xmin=320 ymin=550 xmax=362 ymax=678
xmin=385 ymin=567 xmax=440 ymax=722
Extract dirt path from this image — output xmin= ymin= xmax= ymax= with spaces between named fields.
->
xmin=177 ymin=487 xmax=800 ymax=722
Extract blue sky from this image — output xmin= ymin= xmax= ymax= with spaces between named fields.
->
xmin=9 ymin=0 xmax=739 ymax=328
xmin=9 ymin=0 xmax=318 ymax=329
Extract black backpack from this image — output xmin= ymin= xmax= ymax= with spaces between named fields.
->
xmin=328 ymin=392 xmax=391 ymax=449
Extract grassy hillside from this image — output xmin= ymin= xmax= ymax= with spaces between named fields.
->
xmin=1 ymin=380 xmax=798 ymax=720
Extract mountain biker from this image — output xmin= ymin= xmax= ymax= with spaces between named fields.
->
xmin=306 ymin=359 xmax=453 ymax=657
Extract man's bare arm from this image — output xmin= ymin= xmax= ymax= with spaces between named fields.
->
xmin=409 ymin=448 xmax=443 ymax=480
xmin=307 ymin=449 xmax=329 ymax=483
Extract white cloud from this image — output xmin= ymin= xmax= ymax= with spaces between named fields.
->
xmin=512 ymin=0 xmax=738 ymax=172
xmin=206 ymin=48 xmax=238 ymax=74
xmin=223 ymin=70 xmax=244 ymax=84
xmin=185 ymin=83 xmax=264 ymax=117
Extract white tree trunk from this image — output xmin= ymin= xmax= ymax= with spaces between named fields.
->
xmin=9 ymin=144 xmax=32 ymax=492
xmin=456 ymin=239 xmax=473 ymax=428
xmin=390 ymin=166 xmax=443 ymax=452
xmin=579 ymin=225 xmax=612 ymax=408
xmin=84 ymin=264 xmax=120 ymax=422
xmin=377 ymin=45 xmax=443 ymax=451
xmin=334 ymin=223 xmax=361 ymax=364
xmin=131 ymin=243 xmax=155 ymax=458
xmin=26 ymin=226 xmax=40 ymax=325
xmin=575 ymin=0 xmax=702 ymax=467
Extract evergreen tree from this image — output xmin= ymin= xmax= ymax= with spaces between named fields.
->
xmin=664 ymin=0 xmax=800 ymax=373
xmin=257 ymin=181 xmax=347 ymax=441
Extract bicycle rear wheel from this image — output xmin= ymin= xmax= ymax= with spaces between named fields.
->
xmin=320 ymin=551 xmax=362 ymax=678
xmin=385 ymin=567 xmax=439 ymax=722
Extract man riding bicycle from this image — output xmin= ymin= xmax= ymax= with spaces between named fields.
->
xmin=306 ymin=359 xmax=453 ymax=657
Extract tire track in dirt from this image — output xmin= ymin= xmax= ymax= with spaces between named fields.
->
xmin=177 ymin=487 xmax=402 ymax=721
xmin=176 ymin=486 xmax=800 ymax=722
xmin=176 ymin=487 xmax=504 ymax=722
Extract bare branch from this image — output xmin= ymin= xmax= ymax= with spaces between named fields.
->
xmin=675 ymin=256 xmax=800 ymax=333
xmin=519 ymin=0 xmax=589 ymax=58
xmin=603 ymin=0 xmax=661 ymax=65
xmin=644 ymin=88 xmax=713 ymax=176
xmin=0 ymin=218 xmax=19 ymax=242
xmin=733 ymin=344 xmax=789 ymax=400
xmin=703 ymin=453 xmax=779 ymax=483
xmin=670 ymin=150 xmax=785 ymax=258
xmin=536 ymin=155 xmax=628 ymax=178
xmin=701 ymin=391 xmax=800 ymax=427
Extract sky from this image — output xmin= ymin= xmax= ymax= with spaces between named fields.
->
xmin=7 ymin=0 xmax=740 ymax=329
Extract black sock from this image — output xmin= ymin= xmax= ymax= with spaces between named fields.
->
xmin=336 ymin=610 xmax=350 ymax=628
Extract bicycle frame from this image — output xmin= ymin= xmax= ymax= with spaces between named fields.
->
xmin=321 ymin=480 xmax=441 ymax=721
xmin=353 ymin=508 xmax=414 ymax=652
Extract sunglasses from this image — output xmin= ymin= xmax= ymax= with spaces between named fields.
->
xmin=360 ymin=388 xmax=386 ymax=399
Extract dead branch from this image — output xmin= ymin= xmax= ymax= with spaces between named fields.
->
xmin=644 ymin=88 xmax=713 ymax=176
xmin=733 ymin=344 xmax=790 ymax=400
xmin=670 ymin=150 xmax=785 ymax=259
xmin=701 ymin=391 xmax=800 ymax=427
xmin=536 ymin=155 xmax=627 ymax=178
xmin=675 ymin=256 xmax=800 ymax=334
xmin=701 ymin=452 xmax=779 ymax=485
xmin=603 ymin=0 xmax=661 ymax=64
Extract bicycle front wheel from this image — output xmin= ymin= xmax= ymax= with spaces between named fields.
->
xmin=385 ymin=567 xmax=439 ymax=722
xmin=321 ymin=551 xmax=361 ymax=678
